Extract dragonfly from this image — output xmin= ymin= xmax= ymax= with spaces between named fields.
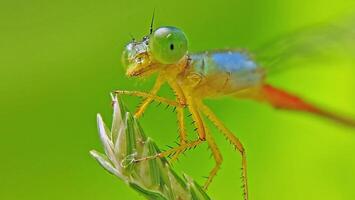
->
xmin=115 ymin=15 xmax=355 ymax=200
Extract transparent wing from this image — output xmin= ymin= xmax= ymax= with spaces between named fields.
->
xmin=253 ymin=15 xmax=355 ymax=74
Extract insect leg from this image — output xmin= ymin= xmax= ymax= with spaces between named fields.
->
xmin=134 ymin=76 xmax=164 ymax=118
xmin=164 ymin=97 xmax=208 ymax=162
xmin=186 ymin=98 xmax=206 ymax=140
xmin=165 ymin=80 xmax=206 ymax=161
xmin=167 ymin=80 xmax=188 ymax=144
xmin=176 ymin=107 xmax=187 ymax=143
xmin=139 ymin=76 xmax=165 ymax=118
xmin=134 ymin=139 xmax=204 ymax=162
xmin=198 ymin=102 xmax=248 ymax=200
xmin=158 ymin=97 xmax=208 ymax=162
xmin=167 ymin=106 xmax=188 ymax=163
xmin=203 ymin=125 xmax=223 ymax=190
xmin=114 ymin=90 xmax=185 ymax=117
xmin=133 ymin=102 xmax=203 ymax=163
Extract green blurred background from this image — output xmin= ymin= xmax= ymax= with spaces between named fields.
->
xmin=1 ymin=0 xmax=354 ymax=199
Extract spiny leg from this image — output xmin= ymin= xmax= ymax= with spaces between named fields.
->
xmin=137 ymin=97 xmax=207 ymax=163
xmin=165 ymin=80 xmax=194 ymax=161
xmin=134 ymin=139 xmax=204 ymax=162
xmin=198 ymin=102 xmax=248 ymax=200
xmin=134 ymin=75 xmax=164 ymax=118
xmin=165 ymin=96 xmax=208 ymax=161
xmin=170 ymin=107 xmax=187 ymax=162
xmin=186 ymin=97 xmax=206 ymax=140
xmin=160 ymin=96 xmax=205 ymax=163
xmin=114 ymin=89 xmax=188 ymax=147
xmin=115 ymin=75 xmax=167 ymax=118
xmin=203 ymin=125 xmax=223 ymax=190
xmin=169 ymin=107 xmax=187 ymax=162
xmin=114 ymin=90 xmax=182 ymax=113
xmin=116 ymin=89 xmax=192 ymax=163
xmin=166 ymin=79 xmax=188 ymax=144
xmin=116 ymin=80 xmax=192 ymax=163
xmin=176 ymin=107 xmax=187 ymax=143
xmin=168 ymin=106 xmax=188 ymax=162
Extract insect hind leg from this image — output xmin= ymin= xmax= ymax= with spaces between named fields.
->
xmin=198 ymin=102 xmax=249 ymax=200
xmin=203 ymin=126 xmax=223 ymax=190
xmin=134 ymin=139 xmax=204 ymax=162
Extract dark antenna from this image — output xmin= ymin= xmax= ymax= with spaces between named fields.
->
xmin=129 ymin=33 xmax=135 ymax=42
xmin=149 ymin=8 xmax=155 ymax=34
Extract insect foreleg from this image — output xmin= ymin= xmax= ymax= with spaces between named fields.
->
xmin=114 ymin=90 xmax=182 ymax=110
xmin=135 ymin=78 xmax=164 ymax=118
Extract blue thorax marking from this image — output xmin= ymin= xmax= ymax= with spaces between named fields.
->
xmin=212 ymin=52 xmax=257 ymax=72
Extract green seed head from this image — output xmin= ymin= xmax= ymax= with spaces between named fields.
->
xmin=149 ymin=26 xmax=188 ymax=64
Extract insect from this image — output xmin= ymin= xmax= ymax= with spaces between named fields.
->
xmin=115 ymin=16 xmax=355 ymax=200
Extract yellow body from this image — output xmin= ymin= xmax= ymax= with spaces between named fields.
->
xmin=118 ymin=50 xmax=253 ymax=200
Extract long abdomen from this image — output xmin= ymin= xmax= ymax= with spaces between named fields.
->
xmin=260 ymin=84 xmax=355 ymax=128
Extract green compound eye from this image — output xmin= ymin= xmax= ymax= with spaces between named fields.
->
xmin=149 ymin=26 xmax=188 ymax=64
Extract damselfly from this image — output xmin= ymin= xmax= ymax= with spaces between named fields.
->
xmin=116 ymin=15 xmax=355 ymax=200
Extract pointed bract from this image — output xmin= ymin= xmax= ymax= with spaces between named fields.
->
xmin=91 ymin=95 xmax=211 ymax=200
